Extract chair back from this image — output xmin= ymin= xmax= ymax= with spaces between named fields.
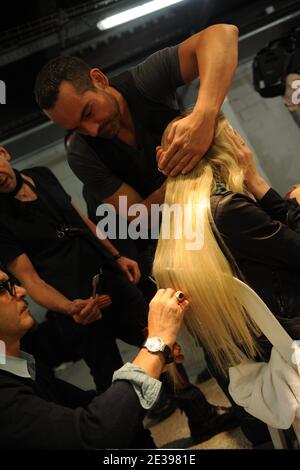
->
xmin=232 ymin=277 xmax=300 ymax=447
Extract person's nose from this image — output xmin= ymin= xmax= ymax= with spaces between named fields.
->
xmin=15 ymin=285 xmax=27 ymax=299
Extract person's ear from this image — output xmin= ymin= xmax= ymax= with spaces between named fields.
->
xmin=89 ymin=68 xmax=109 ymax=89
xmin=0 ymin=145 xmax=10 ymax=161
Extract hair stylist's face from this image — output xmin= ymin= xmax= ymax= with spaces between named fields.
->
xmin=0 ymin=146 xmax=16 ymax=194
xmin=46 ymin=78 xmax=121 ymax=139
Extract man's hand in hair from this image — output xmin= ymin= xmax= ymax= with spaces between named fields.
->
xmin=156 ymin=110 xmax=215 ymax=177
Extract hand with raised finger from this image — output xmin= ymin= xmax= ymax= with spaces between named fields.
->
xmin=225 ymin=127 xmax=256 ymax=176
xmin=225 ymin=126 xmax=270 ymax=199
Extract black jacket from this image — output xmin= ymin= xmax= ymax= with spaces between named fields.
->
xmin=211 ymin=188 xmax=300 ymax=335
xmin=0 ymin=362 xmax=153 ymax=450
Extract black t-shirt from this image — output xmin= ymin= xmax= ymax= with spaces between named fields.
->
xmin=67 ymin=45 xmax=185 ymax=203
xmin=0 ymin=167 xmax=108 ymax=300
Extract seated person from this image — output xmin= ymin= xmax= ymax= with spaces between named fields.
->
xmin=154 ymin=112 xmax=300 ymax=444
xmin=0 ymin=268 xmax=187 ymax=449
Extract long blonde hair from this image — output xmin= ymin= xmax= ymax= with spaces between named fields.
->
xmin=153 ymin=113 xmax=261 ymax=375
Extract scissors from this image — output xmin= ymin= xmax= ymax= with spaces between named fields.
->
xmin=92 ymin=268 xmax=104 ymax=298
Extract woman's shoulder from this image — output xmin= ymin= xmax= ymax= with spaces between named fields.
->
xmin=211 ymin=191 xmax=265 ymax=235
xmin=211 ymin=191 xmax=258 ymax=214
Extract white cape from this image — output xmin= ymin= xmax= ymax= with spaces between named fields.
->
xmin=229 ymin=346 xmax=300 ymax=429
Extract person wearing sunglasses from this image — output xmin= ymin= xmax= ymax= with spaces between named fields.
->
xmin=0 ymin=269 xmax=189 ymax=449
xmin=0 ymin=276 xmax=34 ymax=349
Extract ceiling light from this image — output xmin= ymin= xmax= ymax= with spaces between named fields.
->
xmin=97 ymin=0 xmax=185 ymax=31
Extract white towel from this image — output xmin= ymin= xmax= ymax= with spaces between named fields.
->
xmin=229 ymin=346 xmax=300 ymax=429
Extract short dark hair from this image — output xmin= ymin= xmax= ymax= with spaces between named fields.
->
xmin=34 ymin=56 xmax=95 ymax=110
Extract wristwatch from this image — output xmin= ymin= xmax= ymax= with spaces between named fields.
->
xmin=142 ymin=337 xmax=174 ymax=364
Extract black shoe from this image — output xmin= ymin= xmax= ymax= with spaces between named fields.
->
xmin=189 ymin=405 xmax=240 ymax=444
xmin=240 ymin=415 xmax=271 ymax=446
xmin=176 ymin=385 xmax=240 ymax=444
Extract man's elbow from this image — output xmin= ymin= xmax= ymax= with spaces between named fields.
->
xmin=212 ymin=23 xmax=239 ymax=38
xmin=227 ymin=24 xmax=239 ymax=39
xmin=212 ymin=24 xmax=239 ymax=67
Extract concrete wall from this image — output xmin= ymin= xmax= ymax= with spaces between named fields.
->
xmin=228 ymin=61 xmax=300 ymax=196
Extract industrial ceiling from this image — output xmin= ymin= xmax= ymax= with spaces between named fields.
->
xmin=0 ymin=0 xmax=299 ymax=149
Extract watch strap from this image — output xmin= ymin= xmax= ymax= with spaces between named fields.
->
xmin=142 ymin=339 xmax=174 ymax=364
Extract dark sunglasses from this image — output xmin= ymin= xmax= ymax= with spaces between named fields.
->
xmin=0 ymin=278 xmax=16 ymax=296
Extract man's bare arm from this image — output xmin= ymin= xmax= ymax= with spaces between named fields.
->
xmin=72 ymin=203 xmax=141 ymax=283
xmin=8 ymin=253 xmax=102 ymax=322
xmin=9 ymin=254 xmax=74 ymax=315
xmin=158 ymin=24 xmax=239 ymax=176
xmin=102 ymin=181 xmax=166 ymax=222
xmin=179 ymin=24 xmax=239 ymax=113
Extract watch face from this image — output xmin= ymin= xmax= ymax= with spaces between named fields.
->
xmin=146 ymin=337 xmax=163 ymax=352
